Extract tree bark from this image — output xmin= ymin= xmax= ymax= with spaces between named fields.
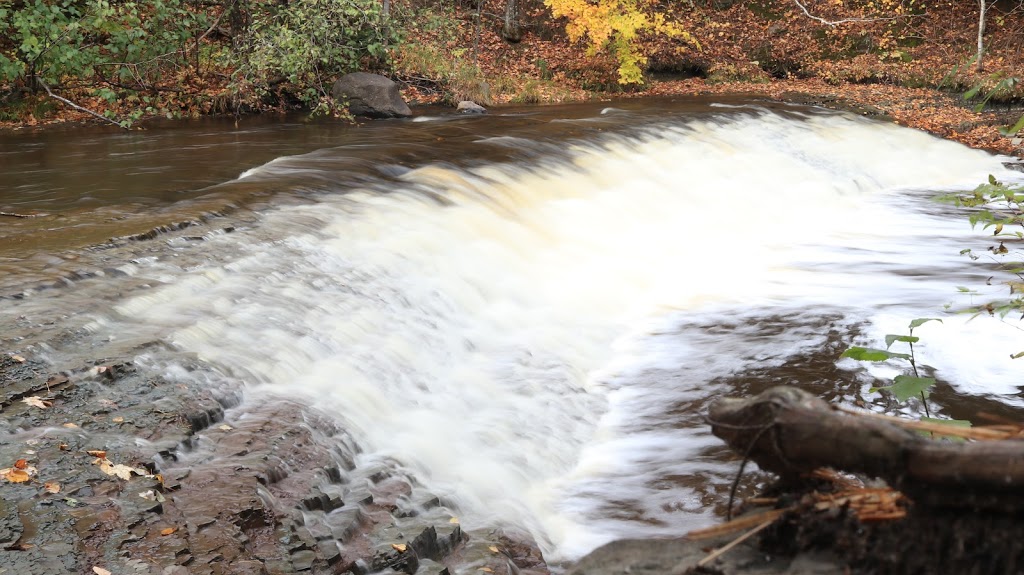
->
xmin=708 ymin=386 xmax=1024 ymax=510
xmin=977 ymin=0 xmax=988 ymax=72
xmin=502 ymin=0 xmax=523 ymax=43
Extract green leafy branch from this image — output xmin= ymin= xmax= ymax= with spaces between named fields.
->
xmin=938 ymin=175 xmax=1024 ymax=352
xmin=842 ymin=318 xmax=942 ymax=418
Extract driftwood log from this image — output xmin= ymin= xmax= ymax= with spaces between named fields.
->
xmin=708 ymin=386 xmax=1024 ymax=510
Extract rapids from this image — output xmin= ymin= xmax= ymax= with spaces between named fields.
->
xmin=2 ymin=99 xmax=1022 ymax=562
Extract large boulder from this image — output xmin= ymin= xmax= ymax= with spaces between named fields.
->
xmin=332 ymin=72 xmax=411 ymax=118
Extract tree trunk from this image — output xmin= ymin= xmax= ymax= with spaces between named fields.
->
xmin=709 ymin=386 xmax=1024 ymax=510
xmin=502 ymin=0 xmax=523 ymax=43
xmin=977 ymin=0 xmax=988 ymax=72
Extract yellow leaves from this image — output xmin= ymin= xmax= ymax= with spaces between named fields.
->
xmin=544 ymin=0 xmax=694 ymax=85
xmin=160 ymin=527 xmax=178 ymax=536
xmin=391 ymin=543 xmax=408 ymax=552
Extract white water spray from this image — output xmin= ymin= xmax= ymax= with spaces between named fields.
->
xmin=109 ymin=107 xmax=1022 ymax=560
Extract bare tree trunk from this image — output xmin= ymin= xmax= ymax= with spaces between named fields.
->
xmin=977 ymin=0 xmax=988 ymax=72
xmin=502 ymin=0 xmax=522 ymax=43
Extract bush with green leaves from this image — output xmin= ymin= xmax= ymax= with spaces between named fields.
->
xmin=0 ymin=0 xmax=207 ymax=92
xmin=237 ymin=0 xmax=400 ymax=114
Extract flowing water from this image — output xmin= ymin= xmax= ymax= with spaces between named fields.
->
xmin=2 ymin=98 xmax=1023 ymax=563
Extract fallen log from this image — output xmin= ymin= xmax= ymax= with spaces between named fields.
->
xmin=708 ymin=386 xmax=1024 ymax=510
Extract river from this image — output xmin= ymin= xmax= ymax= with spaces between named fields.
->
xmin=2 ymin=98 xmax=1023 ymax=565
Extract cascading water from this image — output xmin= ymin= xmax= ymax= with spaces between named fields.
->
xmin=4 ymin=101 xmax=1023 ymax=563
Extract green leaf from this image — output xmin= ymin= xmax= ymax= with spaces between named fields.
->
xmin=908 ymin=318 xmax=943 ymax=330
xmin=884 ymin=334 xmax=919 ymax=349
xmin=841 ymin=347 xmax=911 ymax=362
xmin=1000 ymin=114 xmax=1024 ymax=137
xmin=877 ymin=375 xmax=936 ymax=403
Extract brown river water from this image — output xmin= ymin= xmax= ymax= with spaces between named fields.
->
xmin=2 ymin=98 xmax=1023 ymax=563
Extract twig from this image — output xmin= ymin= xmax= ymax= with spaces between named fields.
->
xmin=834 ymin=404 xmax=1016 ymax=440
xmin=696 ymin=517 xmax=777 ymax=567
xmin=37 ymin=79 xmax=129 ymax=130
xmin=1 ymin=212 xmax=46 ymax=218
xmin=686 ymin=508 xmax=788 ymax=541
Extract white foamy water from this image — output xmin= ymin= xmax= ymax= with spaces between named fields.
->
xmin=103 ymin=107 xmax=1022 ymax=561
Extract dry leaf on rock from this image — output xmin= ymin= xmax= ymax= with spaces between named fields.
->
xmin=160 ymin=527 xmax=177 ymax=536
xmin=22 ymin=396 xmax=52 ymax=409
xmin=112 ymin=417 xmax=124 ymax=423
xmin=86 ymin=450 xmax=106 ymax=458
xmin=1 ymin=467 xmax=35 ymax=483
xmin=44 ymin=481 xmax=61 ymax=494
xmin=139 ymin=489 xmax=166 ymax=502
xmin=217 ymin=424 xmax=232 ymax=431
xmin=11 ymin=354 xmax=26 ymax=363
xmin=93 ymin=567 xmax=112 ymax=575
xmin=14 ymin=459 xmax=28 ymax=469
xmin=391 ymin=543 xmax=407 ymax=552
xmin=63 ymin=423 xmax=79 ymax=429
xmin=100 ymin=460 xmax=142 ymax=480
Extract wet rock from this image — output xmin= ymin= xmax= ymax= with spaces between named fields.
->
xmin=332 ymin=73 xmax=412 ymax=119
xmin=371 ymin=543 xmax=420 ymax=574
xmin=457 ymin=101 xmax=487 ymax=114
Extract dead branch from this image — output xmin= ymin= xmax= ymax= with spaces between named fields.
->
xmin=37 ymin=79 xmax=128 ymax=130
xmin=709 ymin=386 xmax=1024 ymax=510
xmin=791 ymin=0 xmax=900 ymax=26
xmin=0 ymin=212 xmax=46 ymax=218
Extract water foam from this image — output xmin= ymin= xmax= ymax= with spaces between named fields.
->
xmin=111 ymin=107 xmax=1022 ymax=560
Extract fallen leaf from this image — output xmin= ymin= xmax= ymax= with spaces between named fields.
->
xmin=112 ymin=417 xmax=124 ymax=423
xmin=86 ymin=450 xmax=107 ymax=458
xmin=11 ymin=354 xmax=26 ymax=363
xmin=14 ymin=459 xmax=28 ymax=469
xmin=449 ymin=517 xmax=460 ymax=524
xmin=139 ymin=489 xmax=166 ymax=502
xmin=22 ymin=396 xmax=52 ymax=409
xmin=63 ymin=423 xmax=79 ymax=429
xmin=489 ymin=546 xmax=500 ymax=553
xmin=2 ymin=468 xmax=31 ymax=483
xmin=391 ymin=543 xmax=407 ymax=552
xmin=217 ymin=424 xmax=232 ymax=431
xmin=99 ymin=460 xmax=141 ymax=480
xmin=44 ymin=481 xmax=61 ymax=493
xmin=93 ymin=567 xmax=112 ymax=575
xmin=59 ymin=443 xmax=70 ymax=451
xmin=479 ymin=569 xmax=494 ymax=573
xmin=160 ymin=527 xmax=177 ymax=536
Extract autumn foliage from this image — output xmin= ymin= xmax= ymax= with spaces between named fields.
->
xmin=543 ymin=0 xmax=698 ymax=84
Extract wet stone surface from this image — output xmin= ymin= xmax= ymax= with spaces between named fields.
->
xmin=0 ymin=341 xmax=551 ymax=575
